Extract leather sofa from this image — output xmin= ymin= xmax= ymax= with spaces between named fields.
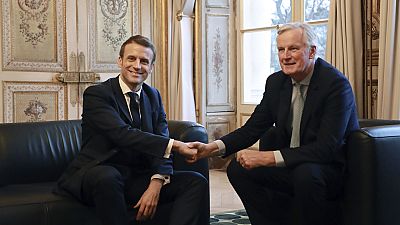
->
xmin=0 ymin=120 xmax=209 ymax=225
xmin=259 ymin=119 xmax=400 ymax=225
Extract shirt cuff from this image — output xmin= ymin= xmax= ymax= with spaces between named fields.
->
xmin=273 ymin=150 xmax=286 ymax=167
xmin=151 ymin=174 xmax=170 ymax=185
xmin=213 ymin=140 xmax=226 ymax=156
xmin=164 ymin=139 xmax=174 ymax=158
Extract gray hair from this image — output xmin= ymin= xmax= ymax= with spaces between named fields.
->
xmin=277 ymin=22 xmax=317 ymax=48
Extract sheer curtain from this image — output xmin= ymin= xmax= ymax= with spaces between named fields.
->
xmin=169 ymin=0 xmax=196 ymax=122
xmin=377 ymin=0 xmax=400 ymax=119
xmin=325 ymin=0 xmax=364 ymax=116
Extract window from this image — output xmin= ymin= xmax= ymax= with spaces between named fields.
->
xmin=239 ymin=0 xmax=330 ymax=104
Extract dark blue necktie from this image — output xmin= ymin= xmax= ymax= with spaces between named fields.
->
xmin=128 ymin=92 xmax=141 ymax=129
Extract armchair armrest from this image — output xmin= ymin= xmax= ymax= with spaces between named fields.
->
xmin=344 ymin=123 xmax=400 ymax=225
xmin=358 ymin=119 xmax=400 ymax=128
xmin=167 ymin=120 xmax=209 ymax=180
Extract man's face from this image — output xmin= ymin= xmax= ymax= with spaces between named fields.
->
xmin=118 ymin=42 xmax=154 ymax=91
xmin=277 ymin=28 xmax=316 ymax=80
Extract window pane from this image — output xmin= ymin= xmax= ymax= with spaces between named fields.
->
xmin=311 ymin=24 xmax=328 ymax=59
xmin=243 ymin=30 xmax=279 ymax=104
xmin=242 ymin=0 xmax=291 ymax=29
xmin=305 ymin=0 xmax=330 ymax=21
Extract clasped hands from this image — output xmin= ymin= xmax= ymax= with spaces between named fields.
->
xmin=173 ymin=141 xmax=276 ymax=169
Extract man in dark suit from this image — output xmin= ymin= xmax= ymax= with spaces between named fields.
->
xmin=55 ymin=35 xmax=207 ymax=225
xmin=189 ymin=22 xmax=359 ymax=225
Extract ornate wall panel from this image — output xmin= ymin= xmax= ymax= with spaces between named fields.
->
xmin=3 ymin=81 xmax=67 ymax=123
xmin=206 ymin=13 xmax=234 ymax=112
xmin=1 ymin=0 xmax=66 ymax=71
xmin=206 ymin=113 xmax=236 ymax=169
xmin=88 ymin=0 xmax=139 ymax=72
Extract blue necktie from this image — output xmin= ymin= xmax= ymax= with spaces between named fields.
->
xmin=128 ymin=92 xmax=141 ymax=129
xmin=290 ymin=83 xmax=304 ymax=148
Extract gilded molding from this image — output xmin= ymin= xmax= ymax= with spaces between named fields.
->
xmin=151 ymin=0 xmax=169 ymax=117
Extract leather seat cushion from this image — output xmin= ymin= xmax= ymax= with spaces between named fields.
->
xmin=0 ymin=182 xmax=100 ymax=225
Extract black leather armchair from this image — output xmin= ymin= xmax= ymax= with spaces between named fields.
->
xmin=259 ymin=119 xmax=400 ymax=225
xmin=0 ymin=120 xmax=209 ymax=225
xmin=343 ymin=119 xmax=400 ymax=225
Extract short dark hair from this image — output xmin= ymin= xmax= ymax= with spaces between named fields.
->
xmin=119 ymin=35 xmax=156 ymax=64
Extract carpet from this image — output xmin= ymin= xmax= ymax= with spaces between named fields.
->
xmin=210 ymin=209 xmax=251 ymax=225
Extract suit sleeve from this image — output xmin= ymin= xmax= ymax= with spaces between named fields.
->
xmin=221 ymin=77 xmax=277 ymax=155
xmin=150 ymin=89 xmax=173 ymax=175
xmin=82 ymin=85 xmax=170 ymax=159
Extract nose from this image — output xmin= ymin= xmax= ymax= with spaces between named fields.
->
xmin=132 ymin=59 xmax=141 ymax=69
xmin=282 ymin=49 xmax=292 ymax=59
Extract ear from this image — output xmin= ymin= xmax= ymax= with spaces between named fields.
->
xmin=309 ymin=46 xmax=317 ymax=59
xmin=117 ymin=57 xmax=122 ymax=68
xmin=148 ymin=63 xmax=154 ymax=74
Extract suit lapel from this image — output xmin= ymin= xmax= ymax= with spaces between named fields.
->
xmin=300 ymin=61 xmax=321 ymax=137
xmin=111 ymin=77 xmax=132 ymax=123
xmin=140 ymin=91 xmax=154 ymax=133
xmin=277 ymin=76 xmax=293 ymax=135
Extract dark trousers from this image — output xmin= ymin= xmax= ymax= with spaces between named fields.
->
xmin=81 ymin=165 xmax=208 ymax=225
xmin=227 ymin=160 xmax=343 ymax=225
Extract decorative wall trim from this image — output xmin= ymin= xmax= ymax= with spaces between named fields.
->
xmin=1 ymin=0 xmax=67 ymax=71
xmin=206 ymin=0 xmax=229 ymax=8
xmin=367 ymin=48 xmax=379 ymax=66
xmin=88 ymin=0 xmax=139 ymax=72
xmin=3 ymin=81 xmax=67 ymax=123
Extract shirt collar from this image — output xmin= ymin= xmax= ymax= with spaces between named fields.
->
xmin=119 ymin=76 xmax=142 ymax=97
xmin=291 ymin=67 xmax=314 ymax=86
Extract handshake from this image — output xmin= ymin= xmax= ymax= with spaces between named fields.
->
xmin=172 ymin=140 xmax=219 ymax=163
xmin=172 ymin=140 xmax=277 ymax=169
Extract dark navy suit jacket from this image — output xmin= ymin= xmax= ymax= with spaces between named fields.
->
xmin=56 ymin=76 xmax=172 ymax=201
xmin=221 ymin=58 xmax=359 ymax=168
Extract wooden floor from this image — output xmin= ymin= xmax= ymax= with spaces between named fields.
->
xmin=209 ymin=169 xmax=244 ymax=214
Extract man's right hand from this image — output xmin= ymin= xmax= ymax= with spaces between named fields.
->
xmin=187 ymin=142 xmax=219 ymax=162
xmin=172 ymin=140 xmax=197 ymax=161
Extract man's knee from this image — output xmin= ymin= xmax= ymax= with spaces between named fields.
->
xmin=227 ymin=159 xmax=254 ymax=189
xmin=226 ymin=159 xmax=242 ymax=183
xmin=292 ymin=163 xmax=327 ymax=194
xmin=85 ymin=165 xmax=124 ymax=189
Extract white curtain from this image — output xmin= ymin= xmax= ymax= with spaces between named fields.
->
xmin=377 ymin=0 xmax=400 ymax=119
xmin=325 ymin=0 xmax=364 ymax=116
xmin=169 ymin=0 xmax=197 ymax=122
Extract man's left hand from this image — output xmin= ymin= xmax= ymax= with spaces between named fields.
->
xmin=133 ymin=179 xmax=163 ymax=221
xmin=236 ymin=150 xmax=276 ymax=169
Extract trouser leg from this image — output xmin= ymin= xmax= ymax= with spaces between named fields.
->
xmin=81 ymin=165 xmax=128 ymax=225
xmin=291 ymin=163 xmax=343 ymax=225
xmin=125 ymin=171 xmax=208 ymax=225
xmin=227 ymin=160 xmax=292 ymax=225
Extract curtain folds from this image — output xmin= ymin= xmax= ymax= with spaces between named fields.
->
xmin=169 ymin=0 xmax=197 ymax=122
xmin=377 ymin=0 xmax=400 ymax=119
xmin=325 ymin=0 xmax=364 ymax=117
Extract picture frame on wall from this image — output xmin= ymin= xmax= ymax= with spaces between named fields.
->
xmin=1 ymin=0 xmax=66 ymax=71
xmin=3 ymin=82 xmax=67 ymax=123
